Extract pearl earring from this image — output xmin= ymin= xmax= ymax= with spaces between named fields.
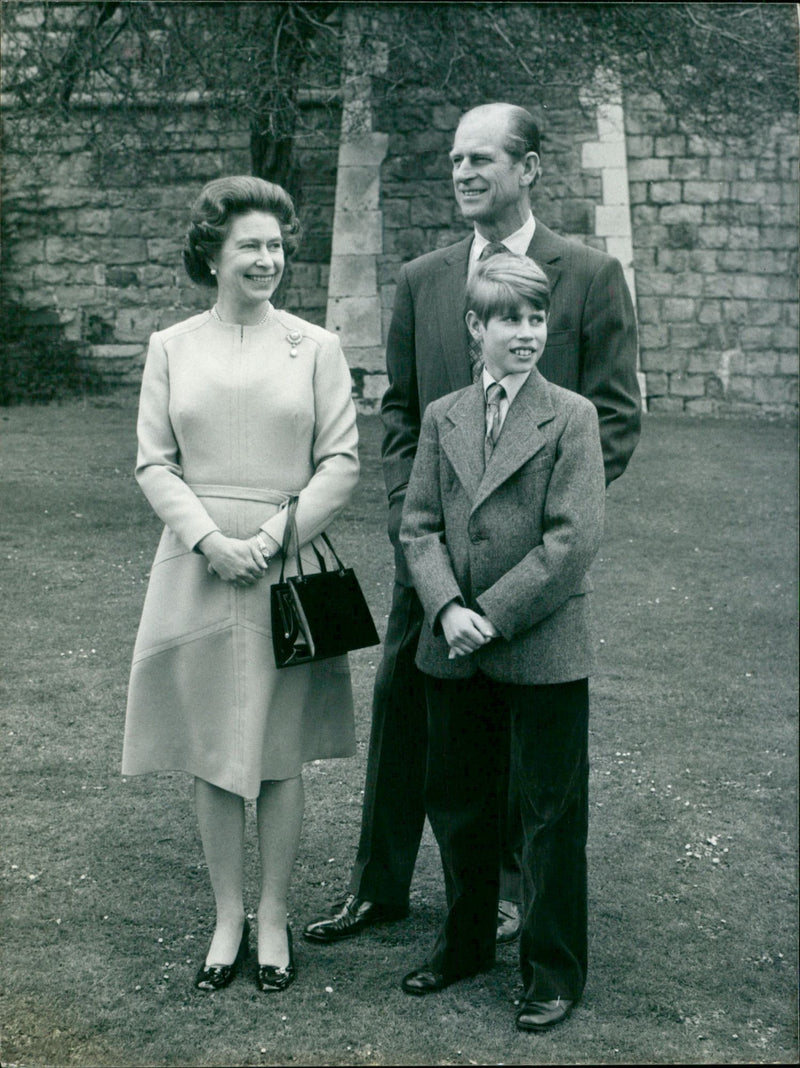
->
xmin=210 ymin=267 xmax=217 ymax=276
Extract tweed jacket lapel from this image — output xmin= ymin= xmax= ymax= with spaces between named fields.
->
xmin=528 ymin=221 xmax=563 ymax=296
xmin=474 ymin=369 xmax=555 ymax=509
xmin=439 ymin=384 xmax=487 ymax=502
xmin=434 ymin=237 xmax=473 ymax=393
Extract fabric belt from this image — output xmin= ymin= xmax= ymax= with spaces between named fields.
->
xmin=188 ymin=484 xmax=296 ymax=506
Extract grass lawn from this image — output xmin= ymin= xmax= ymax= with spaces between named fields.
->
xmin=1 ymin=397 xmax=797 ymax=1067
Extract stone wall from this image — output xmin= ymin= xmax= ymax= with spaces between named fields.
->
xmin=369 ymin=87 xmax=798 ymax=417
xmin=625 ymin=95 xmax=798 ymax=416
xmin=1 ymin=103 xmax=340 ymax=387
xmin=2 ymin=59 xmax=797 ymax=416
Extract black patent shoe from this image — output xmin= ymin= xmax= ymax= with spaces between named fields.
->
xmin=194 ymin=918 xmax=250 ymax=991
xmin=257 ymin=925 xmax=296 ymax=993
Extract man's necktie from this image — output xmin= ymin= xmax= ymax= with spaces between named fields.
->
xmin=468 ymin=242 xmax=509 ymax=382
xmin=484 ymin=381 xmax=506 ymax=462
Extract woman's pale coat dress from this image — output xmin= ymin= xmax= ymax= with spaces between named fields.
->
xmin=122 ymin=306 xmax=360 ymax=798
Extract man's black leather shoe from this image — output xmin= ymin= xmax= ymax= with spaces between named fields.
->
xmin=496 ymin=899 xmax=521 ymax=944
xmin=515 ymin=997 xmax=574 ymax=1032
xmin=303 ymin=893 xmax=408 ymax=943
xmin=402 ymin=967 xmax=467 ymax=995
xmin=401 ymin=961 xmax=492 ymax=996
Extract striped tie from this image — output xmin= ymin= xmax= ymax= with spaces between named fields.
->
xmin=484 ymin=381 xmax=506 ymax=462
xmin=468 ymin=242 xmax=508 ymax=382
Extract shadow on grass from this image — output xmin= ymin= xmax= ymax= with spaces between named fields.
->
xmin=1 ymin=399 xmax=797 ymax=1066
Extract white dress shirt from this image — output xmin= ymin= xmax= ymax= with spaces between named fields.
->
xmin=481 ymin=367 xmax=532 ymax=437
xmin=469 ymin=213 xmax=536 ymax=275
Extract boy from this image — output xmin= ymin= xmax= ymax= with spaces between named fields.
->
xmin=398 ymin=253 xmax=606 ymax=1032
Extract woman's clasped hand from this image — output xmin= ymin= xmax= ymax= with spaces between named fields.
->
xmin=198 ymin=531 xmax=271 ymax=585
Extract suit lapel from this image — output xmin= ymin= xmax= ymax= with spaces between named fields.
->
xmin=528 ymin=221 xmax=563 ymax=297
xmin=473 ymin=370 xmax=555 ymax=509
xmin=440 ymin=385 xmax=486 ymax=501
xmin=434 ymin=238 xmax=473 ymax=393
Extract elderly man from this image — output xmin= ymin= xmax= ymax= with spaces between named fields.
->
xmin=304 ymin=102 xmax=641 ymax=1021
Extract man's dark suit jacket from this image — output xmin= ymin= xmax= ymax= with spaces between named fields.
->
xmin=381 ymin=221 xmax=641 ymax=582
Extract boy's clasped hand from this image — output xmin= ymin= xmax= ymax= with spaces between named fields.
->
xmin=440 ymin=601 xmax=499 ymax=658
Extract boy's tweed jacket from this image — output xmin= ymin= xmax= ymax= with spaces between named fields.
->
xmin=400 ymin=368 xmax=605 ymax=686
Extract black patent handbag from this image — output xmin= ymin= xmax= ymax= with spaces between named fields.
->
xmin=270 ymin=497 xmax=380 ymax=668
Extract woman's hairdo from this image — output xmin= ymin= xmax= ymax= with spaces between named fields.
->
xmin=466 ymin=252 xmax=551 ymax=323
xmin=183 ymin=176 xmax=302 ymax=287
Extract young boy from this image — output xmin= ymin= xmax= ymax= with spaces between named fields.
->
xmin=398 ymin=253 xmax=606 ymax=1032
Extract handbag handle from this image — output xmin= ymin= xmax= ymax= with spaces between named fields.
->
xmin=276 ymin=496 xmax=342 ymax=584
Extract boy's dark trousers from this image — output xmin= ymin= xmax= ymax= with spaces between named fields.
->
xmin=422 ymin=670 xmax=590 ymax=1001
xmin=348 ymin=580 xmax=523 ymax=906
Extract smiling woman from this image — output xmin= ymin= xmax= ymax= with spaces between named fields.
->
xmin=121 ymin=175 xmax=360 ymax=995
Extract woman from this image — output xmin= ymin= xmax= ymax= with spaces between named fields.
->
xmin=122 ymin=176 xmax=359 ymax=994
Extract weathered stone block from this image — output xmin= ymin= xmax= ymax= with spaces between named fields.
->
xmin=658 ymin=204 xmax=702 ymax=224
xmin=696 ymin=227 xmax=729 ymax=248
xmin=624 ymin=135 xmax=654 ymax=159
xmin=383 ymin=200 xmax=411 ymax=229
xmin=688 ymin=349 xmax=724 ymax=374
xmin=707 ymin=159 xmax=740 ymax=181
xmin=105 ymin=266 xmax=140 ymax=288
xmin=328 ymin=256 xmax=378 ymax=298
xmin=562 ymin=201 xmax=595 ymax=235
xmin=669 ymin=372 xmax=705 ymax=398
xmin=594 ymin=205 xmax=630 ymax=236
xmin=685 ymin=398 xmax=720 ymax=415
xmin=115 ymin=308 xmax=159 ymax=342
xmin=631 ymin=204 xmax=660 ymax=225
xmin=635 ymin=272 xmax=674 ymax=296
xmin=648 ymin=396 xmax=685 ymax=413
xmin=663 ymin=297 xmax=695 ymax=321
xmin=335 ymin=166 xmax=381 ymax=212
xmin=697 ymin=301 xmax=722 ymax=325
xmin=601 ymin=168 xmax=630 ymax=206
xmin=339 ymin=134 xmax=390 ymax=167
xmin=656 ymin=248 xmax=689 ymax=272
xmin=644 ymin=371 xmax=668 ymax=395
xmin=687 ymin=250 xmax=717 ymax=273
xmin=627 ymin=158 xmax=670 ymax=182
xmin=53 ymin=285 xmax=99 ymax=306
xmin=654 ymin=135 xmax=687 ymax=157
xmin=648 ymin=181 xmax=681 ymax=204
xmin=9 ymin=239 xmax=46 ymax=264
xmin=628 ymin=182 xmax=648 ymax=206
xmin=327 ymin=296 xmax=383 ymax=347
xmin=670 ymin=324 xmax=708 ymax=349
xmin=581 ymin=141 xmax=627 ymax=169
xmin=638 ymin=324 xmax=669 ymax=350
xmin=75 ymin=209 xmax=112 ymax=237
xmin=771 ymin=326 xmax=799 ymax=350
xmin=753 ymin=376 xmax=798 ymax=406
xmin=732 ymin=274 xmax=776 ymax=300
xmin=683 ymin=181 xmax=726 ymax=204
xmin=670 ymin=159 xmax=705 ymax=180
xmin=688 ymin=134 xmax=723 ymax=157
xmin=635 ymin=297 xmax=662 ymax=324
xmin=359 ymin=367 xmax=390 ymax=394
xmin=331 ymin=210 xmax=383 ymax=256
xmin=410 ymin=197 xmax=455 ymax=227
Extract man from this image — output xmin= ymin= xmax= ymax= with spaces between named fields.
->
xmin=304 ymin=102 xmax=641 ymax=959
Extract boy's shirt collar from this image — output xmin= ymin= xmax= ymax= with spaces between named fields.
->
xmin=481 ymin=367 xmax=532 ymax=409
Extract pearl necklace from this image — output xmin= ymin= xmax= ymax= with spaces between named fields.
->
xmin=211 ymin=304 xmax=271 ymax=326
